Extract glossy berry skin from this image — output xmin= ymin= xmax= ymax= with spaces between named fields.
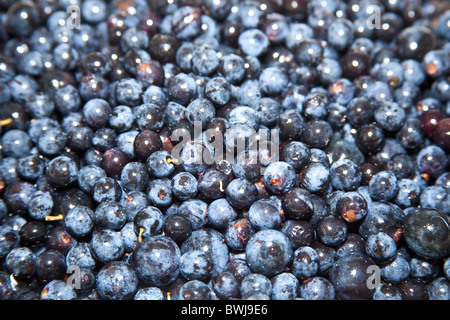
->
xmin=316 ymin=215 xmax=348 ymax=247
xmin=281 ymin=220 xmax=315 ymax=250
xmin=387 ymin=154 xmax=415 ymax=180
xmin=245 ymin=230 xmax=293 ymax=277
xmin=67 ymin=126 xmax=93 ymax=153
xmin=299 ymin=162 xmax=330 ymax=194
xmin=134 ymin=287 xmax=164 ymax=301
xmin=420 ymin=185 xmax=450 ymax=215
xmin=224 ymin=218 xmax=255 ymax=251
xmin=335 ymin=191 xmax=368 ymax=223
xmin=335 ymin=233 xmax=366 ymax=261
xmin=380 ymin=254 xmax=411 ymax=285
xmin=46 ymin=156 xmax=78 ymax=189
xmin=329 ymin=159 xmax=362 ymax=191
xmin=398 ymin=278 xmax=429 ymax=300
xmin=163 ymin=214 xmax=192 ymax=245
xmin=4 ymin=181 xmax=37 ymax=215
xmin=397 ymin=26 xmax=437 ymax=61
xmin=19 ymin=221 xmax=47 ymax=247
xmin=330 ymin=253 xmax=375 ymax=300
xmin=17 ymin=155 xmax=45 ymax=182
xmin=179 ymin=280 xmax=211 ymax=300
xmin=280 ymin=141 xmax=311 ymax=172
xmin=177 ymin=199 xmax=208 ymax=231
xmin=148 ymin=34 xmax=179 ymax=64
xmin=82 ymin=98 xmax=112 ymax=129
xmin=355 ymin=124 xmax=385 ymax=154
xmin=301 ymin=120 xmax=332 ymax=149
xmin=36 ymin=250 xmax=66 ymax=283
xmin=133 ymin=130 xmax=163 ymax=161
xmin=90 ymin=229 xmax=124 ymax=263
xmin=369 ymin=171 xmax=399 ymax=202
xmin=101 ymin=148 xmax=130 ymax=179
xmin=65 ymin=243 xmax=96 ymax=270
xmin=197 ymin=168 xmax=229 ymax=200
xmin=96 ymin=261 xmax=138 ymax=300
xmin=207 ymin=198 xmax=237 ymax=230
xmin=292 ymin=246 xmax=320 ymax=279
xmin=27 ymin=191 xmax=53 ymax=221
xmin=46 ymin=226 xmax=77 ymax=256
xmin=6 ymin=247 xmax=36 ymax=279
xmin=277 ymin=110 xmax=304 ymax=139
xmin=135 ymin=103 xmax=163 ymax=132
xmin=212 ymin=270 xmax=239 ymax=299
xmin=0 ymin=226 xmax=19 ymax=258
xmin=120 ymin=162 xmax=149 ymax=192
xmin=359 ymin=201 xmax=405 ymax=241
xmin=136 ymin=61 xmax=165 ymax=88
xmin=118 ymin=191 xmax=148 ymax=223
xmin=403 ymin=209 xmax=450 ymax=259
xmin=93 ymin=177 xmax=122 ymax=203
xmin=432 ymin=118 xmax=450 ymax=152
xmin=64 ymin=206 xmax=94 ymax=237
xmin=346 ymin=97 xmax=374 ymax=127
xmin=248 ymin=198 xmax=283 ymax=231
xmin=365 ymin=232 xmax=397 ymax=264
xmin=180 ymin=250 xmax=213 ymax=281
xmin=94 ymin=201 xmax=126 ymax=231
xmin=263 ymin=162 xmax=297 ymax=195
xmin=395 ymin=178 xmax=421 ymax=208
xmin=240 ymin=273 xmax=273 ymax=298
xmin=171 ymin=172 xmax=198 ymax=201
xmin=282 ymin=188 xmax=314 ymax=220
xmin=77 ymin=165 xmax=107 ymax=195
xmin=416 ymin=145 xmax=448 ymax=180
xmin=168 ymin=73 xmax=198 ymax=105
xmin=181 ymin=229 xmax=229 ymax=277
xmin=226 ymin=178 xmax=259 ymax=210
xmin=41 ymin=280 xmax=77 ymax=301
xmin=238 ymin=28 xmax=269 ymax=57
xmin=134 ymin=206 xmax=164 ymax=240
xmin=1 ymin=129 xmax=31 ymax=158
xmin=132 ymin=236 xmax=181 ymax=287
xmin=427 ymin=277 xmax=450 ymax=300
xmin=300 ymin=277 xmax=335 ymax=300
xmin=171 ymin=6 xmax=202 ymax=40
xmin=372 ymin=284 xmax=403 ymax=301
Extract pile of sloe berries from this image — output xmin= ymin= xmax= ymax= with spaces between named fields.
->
xmin=0 ymin=0 xmax=449 ymax=301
